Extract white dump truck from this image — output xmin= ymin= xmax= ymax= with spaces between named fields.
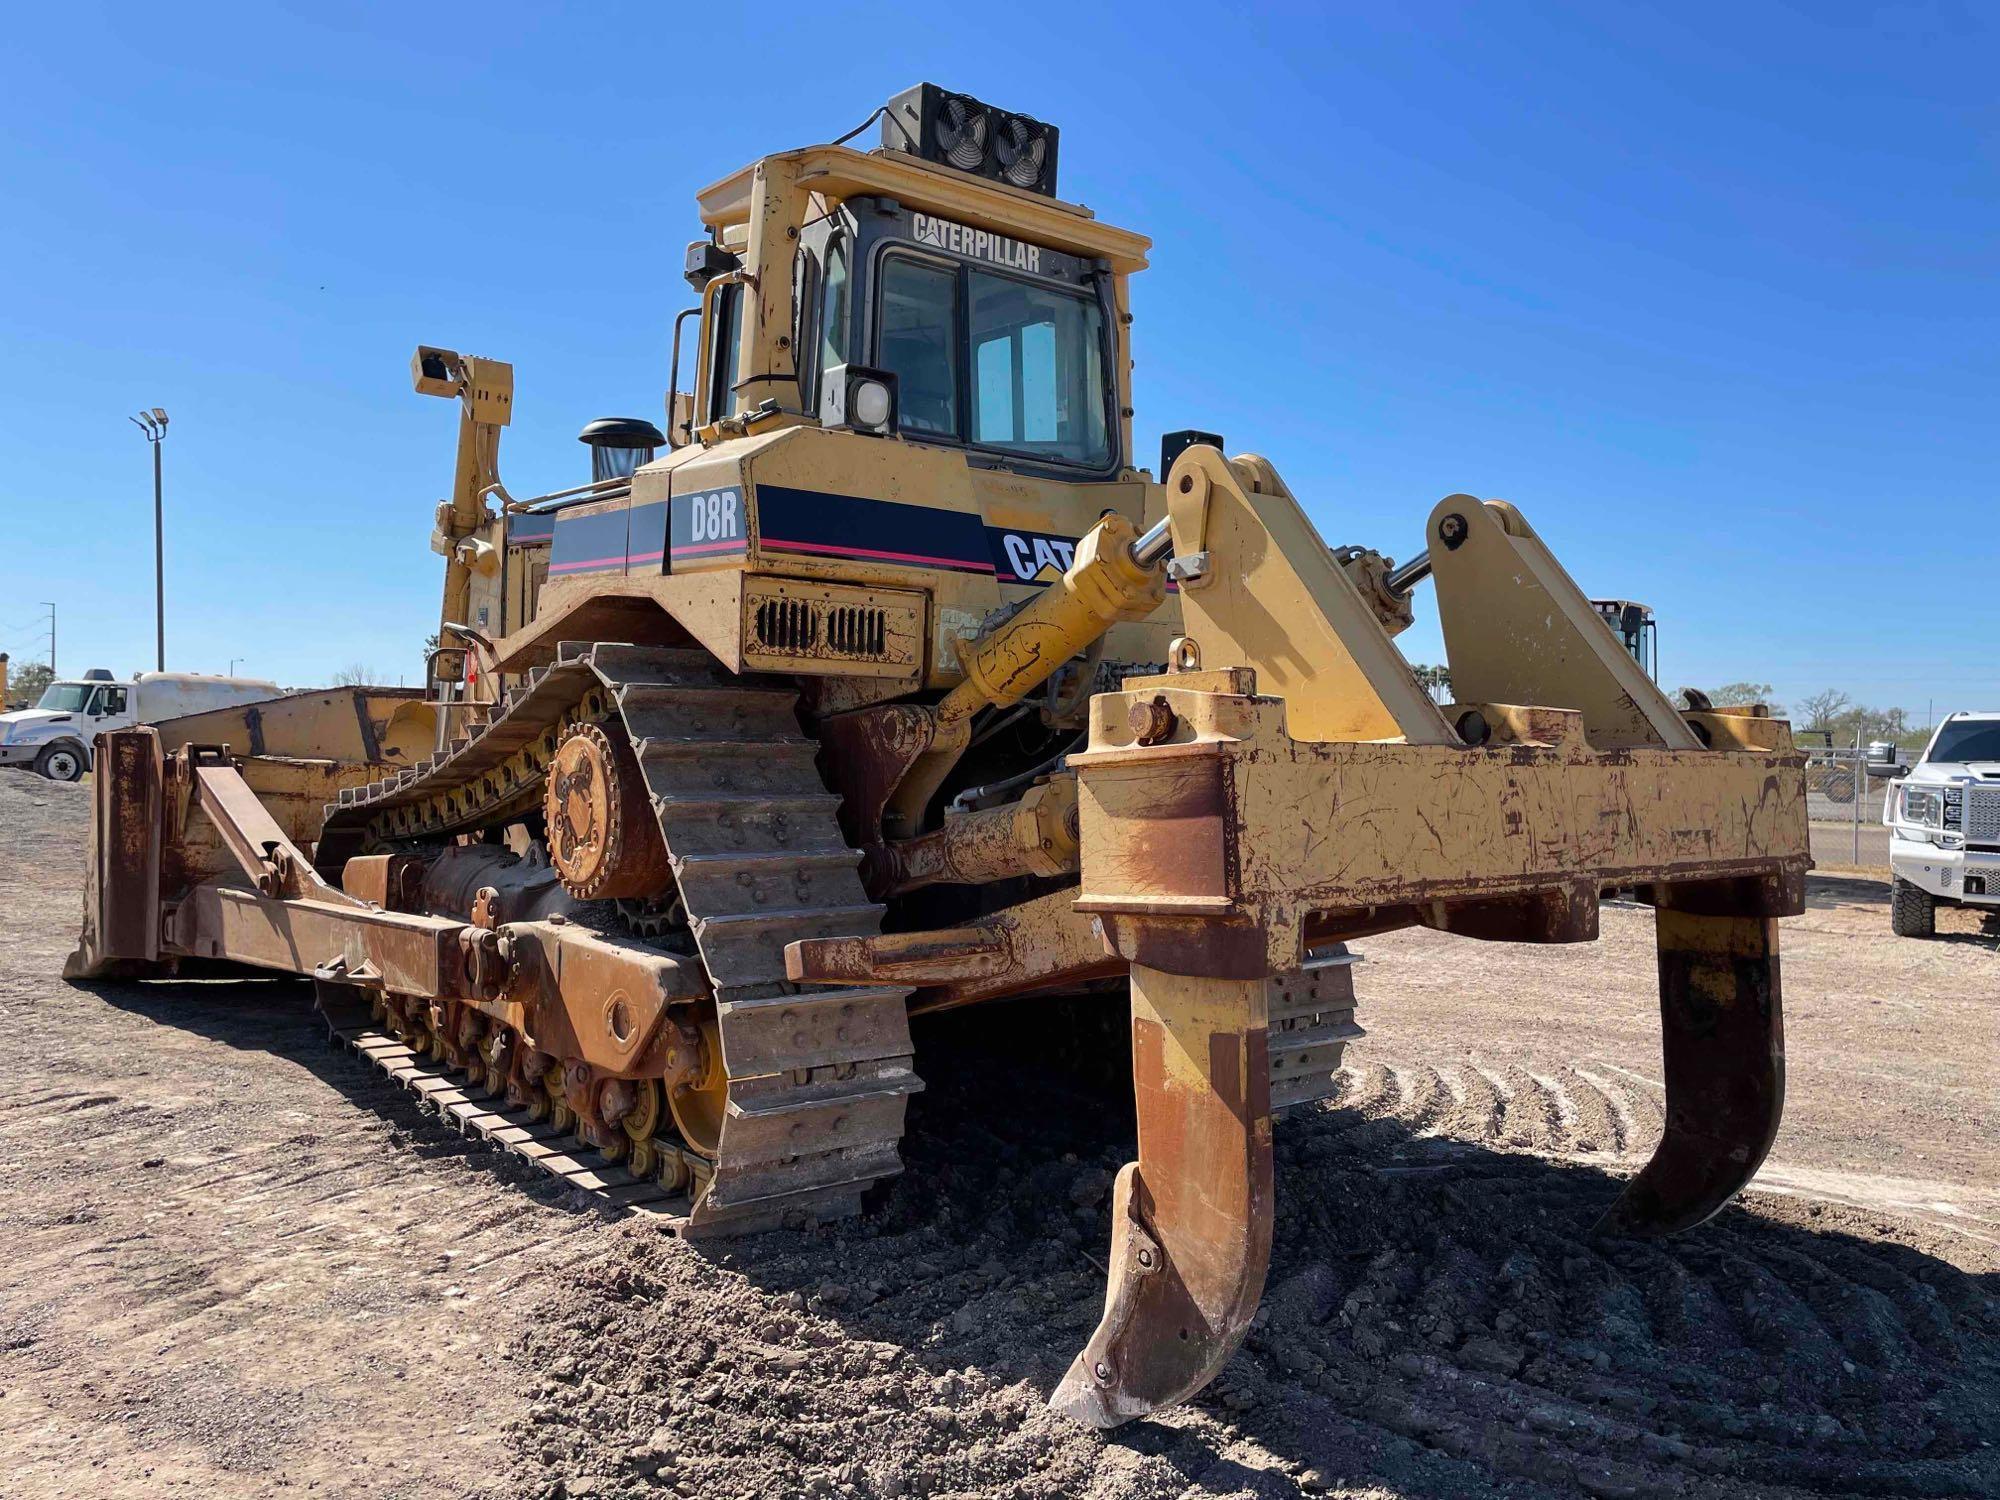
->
xmin=1883 ymin=710 xmax=2000 ymax=937
xmin=0 ymin=669 xmax=280 ymax=781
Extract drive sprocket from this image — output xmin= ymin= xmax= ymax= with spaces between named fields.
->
xmin=544 ymin=719 xmax=674 ymax=901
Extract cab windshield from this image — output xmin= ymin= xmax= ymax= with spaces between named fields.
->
xmin=1928 ymin=720 xmax=2000 ymax=763
xmin=35 ymin=683 xmax=93 ymax=713
xmin=876 ymin=255 xmax=1111 ymax=469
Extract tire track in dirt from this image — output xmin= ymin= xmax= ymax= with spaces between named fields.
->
xmin=1329 ymin=1049 xmax=1986 ymax=1252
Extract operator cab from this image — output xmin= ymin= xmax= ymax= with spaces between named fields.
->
xmin=1591 ymin=599 xmax=1658 ymax=681
xmin=804 ymin=199 xmax=1112 ymax=476
xmin=679 ymin=86 xmax=1127 ymax=483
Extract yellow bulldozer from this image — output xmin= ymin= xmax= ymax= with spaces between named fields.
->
xmin=67 ymin=86 xmax=1809 ymax=1428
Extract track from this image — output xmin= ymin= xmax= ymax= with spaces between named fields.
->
xmin=1269 ymin=950 xmax=1366 ymax=1110
xmin=318 ymin=642 xmax=920 ymax=1235
xmin=317 ymin=985 xmax=691 ymax=1218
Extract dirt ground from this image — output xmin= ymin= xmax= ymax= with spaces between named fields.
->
xmin=0 ymin=768 xmax=1993 ymax=1499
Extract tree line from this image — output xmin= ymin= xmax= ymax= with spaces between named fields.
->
xmin=1689 ymin=683 xmax=1927 ymax=748
xmin=1413 ymin=669 xmax=1928 ymax=749
xmin=4 ymin=660 xmax=54 ymax=707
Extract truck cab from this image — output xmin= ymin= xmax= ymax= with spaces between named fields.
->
xmin=1882 ymin=710 xmax=2000 ymax=936
xmin=0 ymin=669 xmax=281 ymax=781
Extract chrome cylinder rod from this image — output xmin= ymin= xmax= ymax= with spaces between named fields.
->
xmin=1130 ymin=517 xmax=1175 ymax=569
xmin=1385 ymin=549 xmax=1433 ymax=595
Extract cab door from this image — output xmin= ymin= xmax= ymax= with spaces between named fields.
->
xmin=90 ymin=684 xmax=132 ymax=732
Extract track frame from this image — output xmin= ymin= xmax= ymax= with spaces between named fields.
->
xmin=70 ymin=642 xmax=921 ymax=1236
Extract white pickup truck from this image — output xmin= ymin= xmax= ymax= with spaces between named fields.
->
xmin=1883 ymin=710 xmax=2000 ymax=937
xmin=0 ymin=670 xmax=280 ymax=782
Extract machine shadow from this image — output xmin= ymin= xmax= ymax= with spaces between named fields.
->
xmin=70 ymin=974 xmax=2000 ymax=1496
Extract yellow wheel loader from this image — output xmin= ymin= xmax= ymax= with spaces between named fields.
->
xmin=68 ymin=85 xmax=1809 ymax=1428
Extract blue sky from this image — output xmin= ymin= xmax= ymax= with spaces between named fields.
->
xmin=2 ymin=2 xmax=1994 ymax=722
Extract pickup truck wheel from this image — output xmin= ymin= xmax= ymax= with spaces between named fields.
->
xmin=33 ymin=742 xmax=85 ymax=782
xmin=1890 ymin=877 xmax=1936 ymax=939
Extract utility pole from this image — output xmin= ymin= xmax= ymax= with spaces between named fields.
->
xmin=40 ymin=601 xmax=55 ymax=674
xmin=130 ymin=409 xmax=169 ymax=671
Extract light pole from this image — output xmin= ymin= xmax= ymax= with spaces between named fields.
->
xmin=130 ymin=408 xmax=169 ymax=671
xmin=229 ymin=657 xmax=244 ymax=676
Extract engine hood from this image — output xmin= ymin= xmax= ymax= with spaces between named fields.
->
xmin=0 ymin=709 xmax=74 ymax=744
xmin=1905 ymin=760 xmax=2000 ymax=784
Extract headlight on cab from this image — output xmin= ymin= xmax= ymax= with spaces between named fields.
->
xmin=1901 ymin=786 xmax=1943 ymax=827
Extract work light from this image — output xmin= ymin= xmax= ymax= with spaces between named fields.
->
xmin=823 ymin=363 xmax=899 ymax=436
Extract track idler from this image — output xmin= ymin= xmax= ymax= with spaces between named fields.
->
xmin=1596 ymin=883 xmax=1787 ymax=1238
xmin=1052 ymin=965 xmax=1274 ymax=1428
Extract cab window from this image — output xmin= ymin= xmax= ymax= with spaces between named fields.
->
xmin=872 ymin=251 xmax=1112 ymax=469
xmin=36 ymin=683 xmax=91 ymax=712
xmin=708 ymin=283 xmax=743 ymax=421
xmin=794 ymin=249 xmax=820 ymax=400
xmin=969 ymin=274 xmax=1107 ymax=466
xmin=877 ymin=256 xmax=959 ymax=436
xmin=819 ymin=235 xmax=850 ymax=390
xmin=96 ymin=687 xmax=127 ymax=715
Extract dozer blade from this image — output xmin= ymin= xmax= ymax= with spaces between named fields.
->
xmin=1595 ymin=899 xmax=1786 ymax=1238
xmin=1052 ymin=965 xmax=1274 ymax=1429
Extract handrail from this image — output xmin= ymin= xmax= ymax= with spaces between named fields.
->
xmin=500 ymin=476 xmax=633 ymax=515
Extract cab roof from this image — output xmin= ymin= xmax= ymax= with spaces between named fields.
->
xmin=696 ymin=145 xmax=1151 ymax=275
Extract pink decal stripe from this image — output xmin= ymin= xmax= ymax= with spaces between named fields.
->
xmin=674 ymin=538 xmax=749 ymax=556
xmin=761 ymin=537 xmax=996 ymax=573
xmin=548 ymin=555 xmax=627 ymax=574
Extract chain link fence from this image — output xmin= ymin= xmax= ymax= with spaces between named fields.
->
xmin=1800 ymin=731 xmax=1896 ymax=869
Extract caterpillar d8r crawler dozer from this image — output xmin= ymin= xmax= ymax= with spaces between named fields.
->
xmin=67 ymin=85 xmax=1810 ymax=1428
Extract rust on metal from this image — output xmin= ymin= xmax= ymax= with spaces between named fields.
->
xmin=169 ymin=885 xmax=464 ymax=996
xmin=68 ymin=727 xmax=165 ymax=972
xmin=545 ymin=720 xmax=674 ymax=901
xmin=814 ymin=700 xmax=944 ymax=847
xmin=866 ymin=777 xmax=1078 ymax=896
xmin=1052 ymin=963 xmax=1274 ymax=1428
xmin=1127 ymin=695 xmax=1177 ymax=746
xmin=188 ymin=747 xmax=369 ymax=908
xmin=787 ymin=887 xmax=1121 ymax=1013
xmin=340 ymin=852 xmax=430 ymax=910
xmin=1595 ymin=885 xmax=1786 ymax=1238
xmin=1073 ymin=682 xmax=1809 ymax=979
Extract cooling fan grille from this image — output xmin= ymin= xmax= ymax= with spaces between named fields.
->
xmin=935 ymin=94 xmax=990 ymax=171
